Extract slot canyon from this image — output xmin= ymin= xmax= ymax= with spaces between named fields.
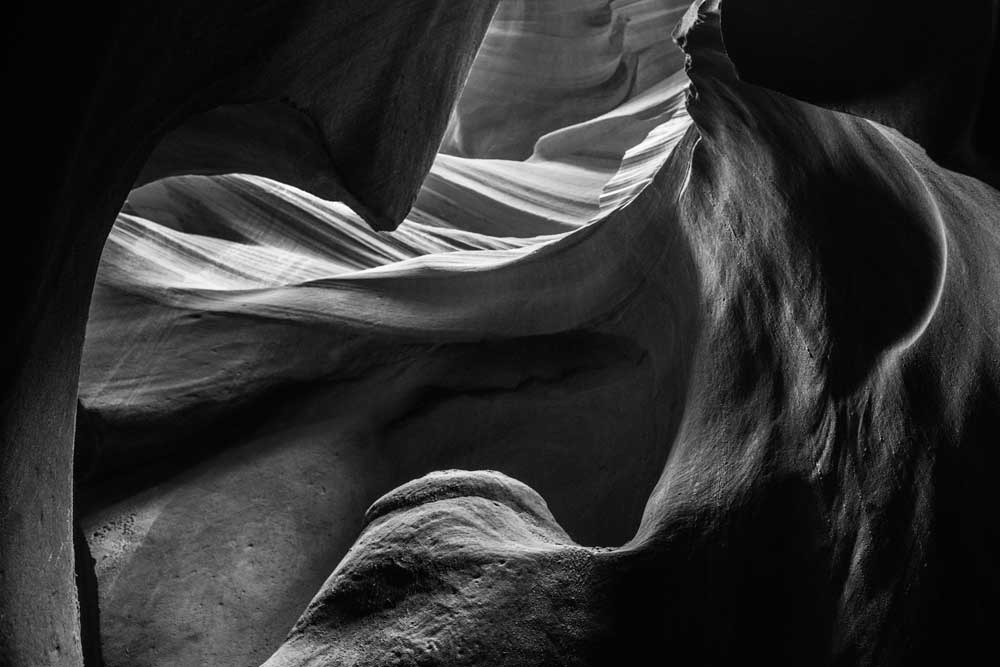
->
xmin=2 ymin=1 xmax=999 ymax=665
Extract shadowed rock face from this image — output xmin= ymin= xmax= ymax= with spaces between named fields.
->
xmin=258 ymin=2 xmax=996 ymax=664
xmin=134 ymin=1 xmax=501 ymax=231
xmin=4 ymin=0 xmax=1000 ymax=665
xmin=721 ymin=0 xmax=1000 ymax=179
xmin=0 ymin=2 xmax=498 ymax=664
xmin=76 ymin=3 xmax=692 ymax=662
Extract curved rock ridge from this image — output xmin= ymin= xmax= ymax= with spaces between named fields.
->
xmin=257 ymin=2 xmax=999 ymax=665
xmin=80 ymin=4 xmax=694 ymax=664
xmin=79 ymin=2 xmax=692 ymax=483
xmin=74 ymin=1 xmax=1000 ymax=666
xmin=262 ymin=470 xmax=595 ymax=667
xmin=440 ymin=0 xmax=689 ymax=159
xmin=3 ymin=2 xmax=502 ymax=663
xmin=132 ymin=1 xmax=502 ymax=232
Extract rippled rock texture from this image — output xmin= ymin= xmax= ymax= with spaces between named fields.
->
xmin=2 ymin=2 xmax=500 ymax=664
xmin=4 ymin=0 xmax=1000 ymax=665
xmin=77 ymin=2 xmax=691 ymax=664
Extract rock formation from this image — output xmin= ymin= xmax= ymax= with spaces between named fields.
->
xmin=1 ymin=2 xmax=499 ymax=664
xmin=77 ymin=3 xmax=689 ymax=663
xmin=262 ymin=3 xmax=1000 ymax=664
xmin=3 ymin=0 xmax=999 ymax=665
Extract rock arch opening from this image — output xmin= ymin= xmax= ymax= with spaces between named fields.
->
xmin=73 ymin=2 xmax=695 ymax=664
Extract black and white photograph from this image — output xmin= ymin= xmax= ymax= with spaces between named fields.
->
xmin=2 ymin=1 xmax=998 ymax=665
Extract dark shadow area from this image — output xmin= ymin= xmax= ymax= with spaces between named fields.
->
xmin=721 ymin=0 xmax=1000 ymax=181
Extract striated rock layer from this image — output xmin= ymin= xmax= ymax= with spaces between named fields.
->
xmin=260 ymin=2 xmax=998 ymax=665
xmin=2 ymin=0 xmax=998 ymax=665
xmin=1 ymin=2 xmax=500 ymax=664
xmin=441 ymin=0 xmax=688 ymax=159
xmin=78 ymin=2 xmax=691 ymax=664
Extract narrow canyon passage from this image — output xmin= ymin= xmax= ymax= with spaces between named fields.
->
xmin=76 ymin=2 xmax=696 ymax=664
xmin=4 ymin=0 xmax=996 ymax=664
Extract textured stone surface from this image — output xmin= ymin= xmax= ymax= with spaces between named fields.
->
xmin=78 ymin=3 xmax=690 ymax=662
xmin=3 ymin=0 xmax=999 ymax=665
xmin=1 ymin=2 xmax=498 ymax=663
xmin=260 ymin=2 xmax=998 ymax=664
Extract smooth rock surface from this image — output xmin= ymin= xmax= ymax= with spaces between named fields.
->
xmin=261 ymin=2 xmax=1000 ymax=664
xmin=79 ymin=3 xmax=692 ymax=663
xmin=4 ymin=0 xmax=999 ymax=665
xmin=1 ymin=2 xmax=499 ymax=663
